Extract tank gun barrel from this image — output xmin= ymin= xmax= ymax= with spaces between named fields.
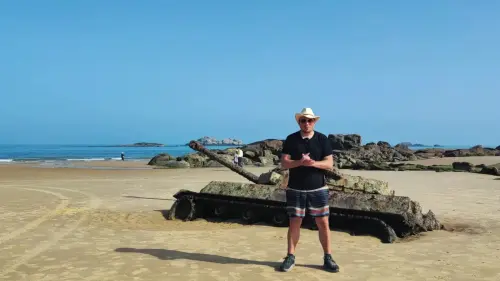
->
xmin=188 ymin=140 xmax=260 ymax=184
xmin=324 ymin=167 xmax=343 ymax=181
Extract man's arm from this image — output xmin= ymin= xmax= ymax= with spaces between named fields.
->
xmin=310 ymin=134 xmax=334 ymax=171
xmin=281 ymin=153 xmax=303 ymax=169
xmin=311 ymin=154 xmax=333 ymax=170
xmin=280 ymin=136 xmax=303 ymax=169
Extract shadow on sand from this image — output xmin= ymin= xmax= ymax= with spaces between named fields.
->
xmin=115 ymin=247 xmax=281 ymax=271
xmin=123 ymin=195 xmax=174 ymax=201
xmin=114 ymin=247 xmax=326 ymax=272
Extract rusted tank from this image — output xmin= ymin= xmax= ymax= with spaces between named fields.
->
xmin=167 ymin=141 xmax=443 ymax=243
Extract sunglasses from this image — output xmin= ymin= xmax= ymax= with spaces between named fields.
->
xmin=299 ymin=118 xmax=315 ymax=124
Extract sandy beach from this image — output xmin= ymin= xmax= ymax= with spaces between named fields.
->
xmin=1 ymin=159 xmax=500 ymax=281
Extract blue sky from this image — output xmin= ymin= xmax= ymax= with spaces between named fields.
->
xmin=1 ymin=0 xmax=499 ymax=146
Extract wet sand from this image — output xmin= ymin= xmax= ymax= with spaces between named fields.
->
xmin=403 ymin=156 xmax=500 ymax=166
xmin=1 ymin=161 xmax=500 ymax=280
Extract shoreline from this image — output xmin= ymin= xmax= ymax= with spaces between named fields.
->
xmin=1 ymin=155 xmax=499 ymax=174
xmin=2 ymin=143 xmax=497 ymax=164
xmin=0 ymin=159 xmax=153 ymax=170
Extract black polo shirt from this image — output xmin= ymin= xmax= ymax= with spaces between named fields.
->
xmin=281 ymin=131 xmax=333 ymax=191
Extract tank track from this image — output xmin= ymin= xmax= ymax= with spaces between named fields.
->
xmin=168 ymin=190 xmax=401 ymax=243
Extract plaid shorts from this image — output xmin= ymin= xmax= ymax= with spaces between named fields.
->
xmin=285 ymin=186 xmax=330 ymax=218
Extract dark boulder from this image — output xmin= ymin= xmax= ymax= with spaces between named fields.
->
xmin=395 ymin=143 xmax=410 ymax=149
xmin=452 ymin=162 xmax=474 ymax=172
xmin=242 ymin=139 xmax=283 ymax=157
xmin=333 ymin=139 xmax=419 ymax=168
xmin=377 ymin=141 xmax=391 ymax=148
xmin=327 ymin=134 xmax=361 ymax=150
xmin=443 ymin=145 xmax=499 ymax=157
xmin=479 ymin=164 xmax=500 ymax=176
xmin=147 ymin=153 xmax=174 ymax=165
xmin=414 ymin=148 xmax=445 ymax=159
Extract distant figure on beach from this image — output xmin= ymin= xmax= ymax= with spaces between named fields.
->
xmin=233 ymin=149 xmax=243 ymax=167
xmin=121 ymin=152 xmax=125 ymax=161
xmin=278 ymin=107 xmax=339 ymax=273
xmin=233 ymin=151 xmax=238 ymax=166
xmin=236 ymin=148 xmax=243 ymax=167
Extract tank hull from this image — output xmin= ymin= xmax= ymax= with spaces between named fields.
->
xmin=167 ymin=181 xmax=443 ymax=243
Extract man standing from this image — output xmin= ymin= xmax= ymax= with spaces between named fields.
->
xmin=279 ymin=107 xmax=339 ymax=273
xmin=237 ymin=148 xmax=244 ymax=167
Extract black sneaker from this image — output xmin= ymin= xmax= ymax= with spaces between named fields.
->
xmin=280 ymin=254 xmax=295 ymax=272
xmin=323 ymin=254 xmax=339 ymax=272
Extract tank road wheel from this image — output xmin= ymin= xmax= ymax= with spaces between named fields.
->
xmin=271 ymin=210 xmax=289 ymax=227
xmin=240 ymin=208 xmax=259 ymax=224
xmin=339 ymin=215 xmax=398 ymax=244
xmin=375 ymin=219 xmax=398 ymax=244
xmin=172 ymin=197 xmax=196 ymax=221
xmin=213 ymin=205 xmax=228 ymax=218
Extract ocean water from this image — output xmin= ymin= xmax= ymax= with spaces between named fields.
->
xmin=0 ymin=144 xmax=239 ymax=163
xmin=0 ymin=143 xmax=489 ymax=164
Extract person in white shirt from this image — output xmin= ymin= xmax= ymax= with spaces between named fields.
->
xmin=236 ymin=148 xmax=243 ymax=167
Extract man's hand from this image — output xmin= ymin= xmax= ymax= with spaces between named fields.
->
xmin=300 ymin=153 xmax=315 ymax=166
xmin=302 ymin=160 xmax=316 ymax=167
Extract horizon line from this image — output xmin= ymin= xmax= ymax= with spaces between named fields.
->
xmin=0 ymin=143 xmax=497 ymax=148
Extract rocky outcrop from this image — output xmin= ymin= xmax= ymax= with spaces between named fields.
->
xmin=346 ymin=161 xmax=500 ymax=176
xmin=328 ymin=134 xmax=361 ymax=150
xmin=452 ymin=162 xmax=474 ymax=172
xmin=477 ymin=163 xmax=500 ymax=176
xmin=148 ymin=139 xmax=281 ymax=169
xmin=147 ymin=153 xmax=174 ymax=165
xmin=190 ymin=136 xmax=243 ymax=146
xmin=333 ymin=141 xmax=419 ymax=168
xmin=148 ymin=153 xmax=190 ymax=168
xmin=240 ymin=139 xmax=282 ymax=165
xmin=413 ymin=145 xmax=500 ymax=158
xmin=148 ymin=135 xmax=500 ymax=171
xmin=413 ymin=148 xmax=445 ymax=159
xmin=335 ymin=142 xmax=500 ymax=170
xmin=349 ymin=162 xmax=454 ymax=172
xmin=442 ymin=145 xmax=500 ymax=157
xmin=157 ymin=160 xmax=190 ymax=168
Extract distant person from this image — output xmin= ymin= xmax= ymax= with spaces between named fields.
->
xmin=121 ymin=152 xmax=125 ymax=161
xmin=237 ymin=148 xmax=244 ymax=167
xmin=279 ymin=107 xmax=339 ymax=273
xmin=233 ymin=151 xmax=239 ymax=166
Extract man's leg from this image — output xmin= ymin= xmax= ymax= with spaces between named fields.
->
xmin=287 ymin=216 xmax=302 ymax=255
xmin=315 ymin=215 xmax=331 ymax=254
xmin=280 ymin=189 xmax=305 ymax=272
xmin=308 ymin=188 xmax=340 ymax=272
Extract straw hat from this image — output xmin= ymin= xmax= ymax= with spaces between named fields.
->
xmin=295 ymin=107 xmax=320 ymax=123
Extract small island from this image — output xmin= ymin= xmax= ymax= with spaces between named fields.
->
xmin=118 ymin=142 xmax=165 ymax=147
xmin=398 ymin=142 xmax=442 ymax=148
xmin=186 ymin=136 xmax=243 ymax=146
